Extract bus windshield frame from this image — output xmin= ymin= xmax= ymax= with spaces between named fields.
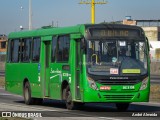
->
xmin=85 ymin=26 xmax=148 ymax=77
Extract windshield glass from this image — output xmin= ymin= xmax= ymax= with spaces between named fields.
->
xmin=87 ymin=39 xmax=148 ymax=76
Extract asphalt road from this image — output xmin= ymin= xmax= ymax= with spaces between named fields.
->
xmin=0 ymin=88 xmax=160 ymax=120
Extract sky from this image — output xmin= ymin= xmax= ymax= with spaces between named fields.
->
xmin=0 ymin=0 xmax=160 ymax=35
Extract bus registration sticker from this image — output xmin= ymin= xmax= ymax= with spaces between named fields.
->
xmin=122 ymin=69 xmax=140 ymax=74
xmin=110 ymin=68 xmax=119 ymax=75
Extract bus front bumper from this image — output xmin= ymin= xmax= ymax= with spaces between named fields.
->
xmin=83 ymin=89 xmax=150 ymax=103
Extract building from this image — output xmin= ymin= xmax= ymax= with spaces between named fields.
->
xmin=149 ymin=41 xmax=160 ymax=61
xmin=122 ymin=17 xmax=160 ymax=41
xmin=122 ymin=16 xmax=137 ymax=25
xmin=0 ymin=34 xmax=7 ymax=61
xmin=141 ymin=27 xmax=160 ymax=41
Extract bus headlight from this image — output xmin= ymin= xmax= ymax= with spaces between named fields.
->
xmin=88 ymin=77 xmax=98 ymax=90
xmin=140 ymin=77 xmax=148 ymax=90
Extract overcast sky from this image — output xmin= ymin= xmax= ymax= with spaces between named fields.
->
xmin=0 ymin=0 xmax=160 ymax=35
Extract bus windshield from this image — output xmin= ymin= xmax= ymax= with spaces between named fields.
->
xmin=87 ymin=39 xmax=148 ymax=76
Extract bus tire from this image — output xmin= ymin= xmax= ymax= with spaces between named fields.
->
xmin=116 ymin=103 xmax=130 ymax=111
xmin=23 ymin=82 xmax=34 ymax=105
xmin=65 ymin=85 xmax=75 ymax=110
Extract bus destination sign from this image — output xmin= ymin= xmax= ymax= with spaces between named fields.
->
xmin=89 ymin=29 xmax=140 ymax=37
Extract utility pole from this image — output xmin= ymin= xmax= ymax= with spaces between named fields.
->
xmin=29 ymin=0 xmax=32 ymax=30
xmin=79 ymin=0 xmax=107 ymax=24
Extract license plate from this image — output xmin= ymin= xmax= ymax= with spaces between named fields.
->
xmin=123 ymin=86 xmax=135 ymax=90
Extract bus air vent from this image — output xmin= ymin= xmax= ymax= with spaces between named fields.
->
xmin=103 ymin=94 xmax=134 ymax=101
xmin=97 ymin=79 xmax=139 ymax=85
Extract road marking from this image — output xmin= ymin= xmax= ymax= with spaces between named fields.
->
xmin=0 ymin=102 xmax=124 ymax=119
xmin=133 ymin=102 xmax=160 ymax=106
xmin=0 ymin=93 xmax=22 ymax=97
xmin=99 ymin=117 xmax=123 ymax=120
xmin=0 ymin=93 xmax=14 ymax=96
xmin=0 ymin=102 xmax=57 ymax=111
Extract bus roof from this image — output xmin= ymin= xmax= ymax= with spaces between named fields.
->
xmin=8 ymin=24 xmax=85 ymax=39
xmin=8 ymin=24 xmax=144 ymax=39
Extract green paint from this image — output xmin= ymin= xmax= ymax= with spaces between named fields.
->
xmin=5 ymin=24 xmax=150 ymax=104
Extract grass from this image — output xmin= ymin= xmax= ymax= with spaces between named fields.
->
xmin=150 ymin=84 xmax=160 ymax=102
xmin=0 ymin=77 xmax=5 ymax=87
xmin=0 ymin=76 xmax=159 ymax=102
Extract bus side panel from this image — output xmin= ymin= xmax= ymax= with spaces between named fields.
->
xmin=49 ymin=63 xmax=62 ymax=100
xmin=49 ymin=64 xmax=71 ymax=100
xmin=5 ymin=63 xmax=42 ymax=97
xmin=5 ymin=63 xmax=22 ymax=95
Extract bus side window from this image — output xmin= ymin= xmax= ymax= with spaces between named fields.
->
xmin=21 ymin=38 xmax=32 ymax=62
xmin=57 ymin=35 xmax=70 ymax=62
xmin=63 ymin=36 xmax=70 ymax=61
xmin=51 ymin=36 xmax=57 ymax=62
xmin=32 ymin=38 xmax=41 ymax=62
xmin=11 ymin=39 xmax=20 ymax=63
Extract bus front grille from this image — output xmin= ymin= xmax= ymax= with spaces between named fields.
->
xmin=97 ymin=80 xmax=140 ymax=85
xmin=103 ymin=94 xmax=134 ymax=100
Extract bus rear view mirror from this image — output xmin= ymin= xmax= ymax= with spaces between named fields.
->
xmin=80 ymin=38 xmax=86 ymax=49
xmin=146 ymin=37 xmax=150 ymax=52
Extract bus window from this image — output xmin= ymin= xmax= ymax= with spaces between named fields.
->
xmin=32 ymin=38 xmax=41 ymax=62
xmin=57 ymin=35 xmax=70 ymax=62
xmin=51 ymin=36 xmax=57 ymax=62
xmin=21 ymin=38 xmax=32 ymax=62
xmin=11 ymin=39 xmax=20 ymax=63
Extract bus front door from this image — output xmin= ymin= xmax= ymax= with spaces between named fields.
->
xmin=75 ymin=40 xmax=81 ymax=100
xmin=43 ymin=41 xmax=51 ymax=97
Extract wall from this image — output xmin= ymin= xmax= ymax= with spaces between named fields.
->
xmin=0 ymin=62 xmax=5 ymax=71
xmin=142 ymin=27 xmax=159 ymax=41
xmin=150 ymin=62 xmax=160 ymax=75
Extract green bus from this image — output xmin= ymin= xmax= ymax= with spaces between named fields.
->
xmin=5 ymin=24 xmax=150 ymax=111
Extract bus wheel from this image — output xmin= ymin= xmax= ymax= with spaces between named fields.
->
xmin=24 ymin=82 xmax=34 ymax=105
xmin=115 ymin=103 xmax=130 ymax=111
xmin=65 ymin=85 xmax=75 ymax=110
